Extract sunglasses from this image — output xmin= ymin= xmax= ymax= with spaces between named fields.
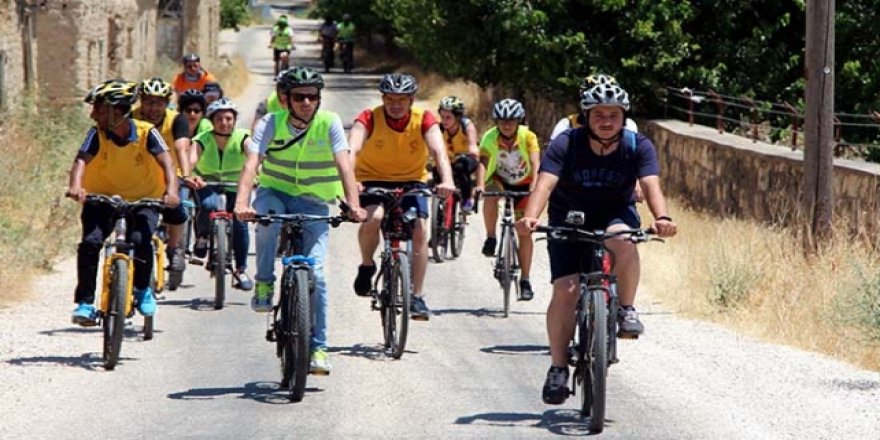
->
xmin=183 ymin=107 xmax=203 ymax=114
xmin=185 ymin=63 xmax=200 ymax=69
xmin=290 ymin=93 xmax=320 ymax=102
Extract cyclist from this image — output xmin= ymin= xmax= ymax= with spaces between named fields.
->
xmin=179 ymin=89 xmax=213 ymax=139
xmin=515 ymin=81 xmax=677 ymax=405
xmin=319 ymin=16 xmax=338 ymax=72
xmin=269 ymin=15 xmax=294 ymax=76
xmin=477 ymin=98 xmax=540 ymax=301
xmin=336 ymin=13 xmax=355 ymax=73
xmin=436 ymin=96 xmax=481 ymax=213
xmin=251 ymin=70 xmax=290 ymax=133
xmin=234 ymin=67 xmax=366 ymax=375
xmin=133 ymin=77 xmax=192 ymax=274
xmin=350 ymin=73 xmax=455 ymax=320
xmin=185 ymin=98 xmax=253 ymax=291
xmin=202 ymin=81 xmax=224 ymax=105
xmin=172 ymin=53 xmax=217 ymax=100
xmin=66 ymin=79 xmax=180 ymax=325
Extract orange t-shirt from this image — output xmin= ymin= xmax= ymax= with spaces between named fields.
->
xmin=172 ymin=70 xmax=217 ymax=95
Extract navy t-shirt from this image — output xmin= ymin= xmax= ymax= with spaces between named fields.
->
xmin=540 ymin=127 xmax=659 ymax=223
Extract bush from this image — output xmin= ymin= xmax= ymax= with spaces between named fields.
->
xmin=834 ymin=264 xmax=880 ymax=342
xmin=707 ymin=250 xmax=762 ymax=310
xmin=220 ymin=0 xmax=250 ymax=30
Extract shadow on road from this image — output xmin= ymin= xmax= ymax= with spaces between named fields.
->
xmin=38 ymin=325 xmax=160 ymax=340
xmin=455 ymin=409 xmax=609 ymax=436
xmin=328 ymin=343 xmax=413 ymax=361
xmin=166 ymin=381 xmax=320 ymax=404
xmin=432 ymin=308 xmax=503 ymax=318
xmin=159 ymin=298 xmax=246 ymax=311
xmin=6 ymin=352 xmax=136 ymax=371
xmin=480 ymin=344 xmax=550 ymax=356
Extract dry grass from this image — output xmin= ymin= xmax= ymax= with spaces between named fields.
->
xmin=0 ymin=100 xmax=89 ymax=308
xmin=213 ymin=54 xmax=250 ymax=99
xmin=407 ymin=67 xmax=494 ymax=130
xmin=639 ymin=199 xmax=880 ymax=370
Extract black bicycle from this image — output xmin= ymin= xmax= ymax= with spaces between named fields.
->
xmin=339 ymin=41 xmax=354 ymax=73
xmin=429 ymin=188 xmax=468 ymax=262
xmin=536 ymin=215 xmax=659 ymax=433
xmin=85 ymin=194 xmax=165 ymax=370
xmin=321 ymin=37 xmax=335 ymax=72
xmin=249 ymin=210 xmax=352 ymax=401
xmin=482 ymin=190 xmax=530 ymax=317
xmin=363 ymin=187 xmax=431 ymax=359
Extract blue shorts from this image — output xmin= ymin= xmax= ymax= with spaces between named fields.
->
xmin=359 ymin=181 xmax=429 ymax=219
xmin=547 ymin=204 xmax=640 ymax=282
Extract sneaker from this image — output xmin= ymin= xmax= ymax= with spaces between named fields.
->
xmin=617 ymin=306 xmax=644 ymax=338
xmin=168 ymin=247 xmax=186 ymax=271
xmin=193 ymin=237 xmax=209 ymax=259
xmin=461 ymin=198 xmax=475 ymax=214
xmin=309 ymin=349 xmax=331 ymax=375
xmin=481 ymin=237 xmax=497 ymax=257
xmin=542 ymin=366 xmax=570 ymax=405
xmin=233 ymin=270 xmax=254 ymax=291
xmin=134 ymin=287 xmax=157 ymax=316
xmin=353 ymin=264 xmax=376 ymax=297
xmin=71 ymin=303 xmax=98 ymax=326
xmin=410 ymin=295 xmax=431 ymax=321
xmin=519 ymin=279 xmax=534 ymax=301
xmin=251 ymin=282 xmax=274 ymax=312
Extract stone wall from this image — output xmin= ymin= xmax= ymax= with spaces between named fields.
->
xmin=158 ymin=0 xmax=219 ymax=68
xmin=645 ymin=119 xmax=880 ymax=239
xmin=0 ymin=0 xmax=25 ymax=109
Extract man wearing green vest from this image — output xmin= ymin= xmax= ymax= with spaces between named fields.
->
xmin=268 ymin=15 xmax=294 ymax=76
xmin=336 ymin=13 xmax=355 ymax=73
xmin=235 ymin=67 xmax=366 ymax=375
xmin=477 ymin=98 xmax=541 ymax=301
xmin=186 ymin=98 xmax=254 ymax=290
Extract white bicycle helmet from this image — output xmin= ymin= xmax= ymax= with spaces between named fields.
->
xmin=492 ymin=98 xmax=525 ymax=120
xmin=580 ymin=83 xmax=630 ymax=111
xmin=206 ymin=97 xmax=238 ymax=120
xmin=579 ymin=73 xmax=617 ymax=92
xmin=140 ymin=77 xmax=173 ymax=98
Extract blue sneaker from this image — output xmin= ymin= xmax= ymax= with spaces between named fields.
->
xmin=71 ymin=303 xmax=98 ymax=326
xmin=134 ymin=287 xmax=157 ymax=316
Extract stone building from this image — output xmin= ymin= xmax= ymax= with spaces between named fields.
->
xmin=0 ymin=1 xmax=27 ymax=109
xmin=158 ymin=0 xmax=220 ymax=67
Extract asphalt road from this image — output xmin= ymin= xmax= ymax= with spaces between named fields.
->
xmin=1 ymin=10 xmax=879 ymax=440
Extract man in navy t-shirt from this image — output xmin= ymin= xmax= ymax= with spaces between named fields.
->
xmin=517 ymin=81 xmax=678 ymax=406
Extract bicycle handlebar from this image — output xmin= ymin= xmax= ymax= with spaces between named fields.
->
xmin=84 ymin=194 xmax=166 ymax=210
xmin=481 ymin=190 xmax=531 ymax=198
xmin=363 ymin=187 xmax=433 ymax=199
xmin=198 ymin=181 xmax=239 ymax=188
xmin=246 ymin=213 xmax=355 ymax=228
xmin=534 ymin=224 xmax=661 ymax=244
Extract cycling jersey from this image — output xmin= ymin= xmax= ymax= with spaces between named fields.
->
xmin=80 ymin=120 xmax=168 ymax=200
xmin=132 ymin=107 xmax=189 ymax=175
xmin=441 ymin=117 xmax=472 ymax=159
xmin=337 ymin=22 xmax=355 ymax=42
xmin=355 ymin=106 xmax=430 ymax=182
xmin=479 ymin=125 xmax=539 ymax=186
xmin=271 ymin=25 xmax=293 ymax=49
xmin=193 ymin=128 xmax=250 ymax=184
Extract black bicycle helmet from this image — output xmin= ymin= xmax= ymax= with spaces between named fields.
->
xmin=89 ymin=79 xmax=139 ymax=107
xmin=378 ymin=73 xmax=418 ymax=95
xmin=278 ymin=66 xmax=325 ymax=92
xmin=178 ymin=88 xmax=207 ymax=110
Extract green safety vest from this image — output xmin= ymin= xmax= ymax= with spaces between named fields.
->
xmin=196 ymin=118 xmax=213 ymax=135
xmin=258 ymin=110 xmax=343 ymax=201
xmin=193 ymin=128 xmax=249 ymax=183
xmin=480 ymin=125 xmax=532 ymax=183
xmin=337 ymin=22 xmax=355 ymax=42
xmin=272 ymin=25 xmax=293 ymax=49
xmin=267 ymin=92 xmax=284 ymax=114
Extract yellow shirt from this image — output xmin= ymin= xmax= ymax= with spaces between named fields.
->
xmin=481 ymin=128 xmax=539 ymax=186
xmin=82 ymin=120 xmax=167 ymax=200
xmin=443 ymin=119 xmax=472 ymax=159
xmin=355 ymin=106 xmax=429 ymax=182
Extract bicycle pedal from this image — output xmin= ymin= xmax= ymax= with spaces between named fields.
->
xmin=265 ymin=329 xmax=276 ymax=342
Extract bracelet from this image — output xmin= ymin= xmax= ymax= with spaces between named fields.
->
xmin=656 ymin=215 xmax=673 ymax=222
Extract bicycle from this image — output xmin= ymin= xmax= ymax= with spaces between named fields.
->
xmin=536 ymin=215 xmax=659 ymax=433
xmin=482 ymin=190 xmax=530 ymax=317
xmin=150 ymin=227 xmax=167 ymax=295
xmin=86 ymin=194 xmax=165 ymax=370
xmin=363 ymin=186 xmax=431 ymax=359
xmin=339 ymin=41 xmax=354 ymax=73
xmin=429 ymin=189 xmax=468 ymax=262
xmin=168 ymin=185 xmax=195 ymax=291
xmin=321 ymin=38 xmax=335 ymax=73
xmin=193 ymin=181 xmax=238 ymax=310
xmin=249 ymin=209 xmax=352 ymax=402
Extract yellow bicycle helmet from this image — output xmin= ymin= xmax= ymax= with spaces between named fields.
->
xmin=90 ymin=79 xmax=139 ymax=107
xmin=139 ymin=77 xmax=173 ymax=99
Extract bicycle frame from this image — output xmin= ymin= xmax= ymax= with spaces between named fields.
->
xmin=482 ymin=190 xmax=529 ymax=316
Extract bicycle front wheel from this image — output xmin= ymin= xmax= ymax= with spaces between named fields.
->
xmin=103 ymin=259 xmax=128 ymax=370
xmin=451 ymin=204 xmax=465 ymax=258
xmin=213 ymin=219 xmax=228 ymax=310
xmin=385 ymin=257 xmax=411 ymax=359
xmin=583 ymin=288 xmax=608 ymax=432
xmin=500 ymin=228 xmax=514 ymax=317
xmin=281 ymin=268 xmax=312 ymax=402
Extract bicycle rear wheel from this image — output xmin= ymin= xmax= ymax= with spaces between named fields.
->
xmin=385 ymin=257 xmax=411 ymax=358
xmin=103 ymin=259 xmax=128 ymax=370
xmin=213 ymin=219 xmax=228 ymax=310
xmin=429 ymin=195 xmax=446 ymax=263
xmin=450 ymin=204 xmax=465 ymax=258
xmin=583 ymin=288 xmax=608 ymax=432
xmin=281 ymin=268 xmax=311 ymax=401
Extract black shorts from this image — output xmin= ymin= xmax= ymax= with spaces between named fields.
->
xmin=359 ymin=181 xmax=429 ymax=219
xmin=547 ymin=204 xmax=640 ymax=282
xmin=161 ymin=203 xmax=188 ymax=225
xmin=273 ymin=49 xmax=289 ymax=62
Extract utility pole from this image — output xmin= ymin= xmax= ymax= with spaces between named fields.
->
xmin=803 ymin=0 xmax=835 ymax=250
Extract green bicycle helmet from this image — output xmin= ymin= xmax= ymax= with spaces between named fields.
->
xmin=278 ymin=66 xmax=325 ymax=92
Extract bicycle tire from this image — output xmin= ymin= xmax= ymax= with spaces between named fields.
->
xmin=103 ymin=259 xmax=128 ymax=370
xmin=151 ymin=236 xmax=166 ymax=294
xmin=213 ymin=219 xmax=228 ymax=310
xmin=143 ymin=315 xmax=154 ymax=341
xmin=584 ymin=288 xmax=608 ymax=432
xmin=429 ymin=195 xmax=446 ymax=263
xmin=286 ymin=268 xmax=311 ymax=401
xmin=500 ymin=227 xmax=513 ymax=317
xmin=387 ymin=257 xmax=411 ymax=359
xmin=167 ymin=269 xmax=183 ymax=291
xmin=451 ymin=205 xmax=465 ymax=258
